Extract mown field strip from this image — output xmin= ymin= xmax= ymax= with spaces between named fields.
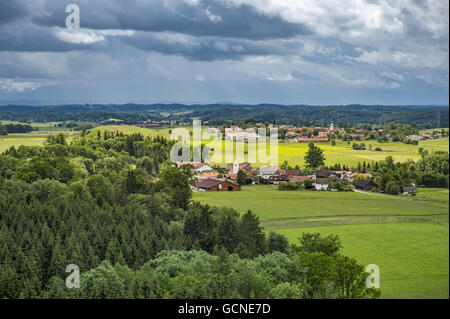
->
xmin=262 ymin=214 xmax=449 ymax=230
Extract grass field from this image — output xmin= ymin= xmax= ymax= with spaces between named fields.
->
xmin=46 ymin=124 xmax=450 ymax=168
xmin=193 ymin=186 xmax=449 ymax=220
xmin=199 ymin=135 xmax=449 ymax=168
xmin=89 ymin=125 xmax=450 ymax=167
xmin=277 ymin=223 xmax=449 ymax=298
xmin=0 ymin=120 xmax=81 ymax=132
xmin=93 ymin=125 xmax=175 ymax=139
xmin=193 ymin=186 xmax=449 ymax=298
xmin=0 ymin=131 xmax=78 ymax=153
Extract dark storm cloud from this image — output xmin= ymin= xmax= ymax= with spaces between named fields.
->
xmin=0 ymin=21 xmax=299 ymax=60
xmin=0 ymin=22 xmax=87 ymax=52
xmin=121 ymin=31 xmax=293 ymax=61
xmin=0 ymin=0 xmax=311 ymax=59
xmin=31 ymin=0 xmax=311 ymax=40
xmin=0 ymin=0 xmax=29 ymax=25
xmin=0 ymin=0 xmax=447 ymax=105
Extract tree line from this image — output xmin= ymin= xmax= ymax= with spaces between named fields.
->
xmin=0 ymin=122 xmax=34 ymax=135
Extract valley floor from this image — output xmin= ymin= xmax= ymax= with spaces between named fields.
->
xmin=193 ymin=186 xmax=450 ymax=298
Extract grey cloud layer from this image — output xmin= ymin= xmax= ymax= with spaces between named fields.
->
xmin=0 ymin=0 xmax=448 ymax=104
xmin=30 ymin=0 xmax=311 ymax=39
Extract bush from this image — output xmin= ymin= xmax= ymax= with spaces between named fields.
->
xmin=421 ymin=173 xmax=449 ymax=188
xmin=374 ymin=147 xmax=382 ymax=152
xmin=278 ymin=183 xmax=300 ymax=191
xmin=352 ymin=143 xmax=366 ymax=150
xmin=385 ymin=181 xmax=401 ymax=195
xmin=303 ymin=179 xmax=313 ymax=189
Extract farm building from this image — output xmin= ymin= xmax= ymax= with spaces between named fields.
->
xmin=297 ymin=137 xmax=329 ymax=143
xmin=269 ymin=175 xmax=288 ymax=185
xmin=228 ymin=161 xmax=254 ymax=174
xmin=279 ymin=169 xmax=300 ymax=178
xmin=355 ymin=179 xmax=379 ymax=191
xmin=197 ymin=171 xmax=220 ymax=180
xmin=312 ymin=170 xmax=332 ymax=180
xmin=314 ymin=180 xmax=329 ymax=191
xmin=194 ymin=179 xmax=241 ymax=192
xmin=402 ymin=186 xmax=418 ymax=194
xmin=289 ymin=176 xmax=311 ymax=183
xmin=259 ymin=166 xmax=280 ymax=179
xmin=177 ymin=162 xmax=213 ymax=173
xmin=251 ymin=176 xmax=261 ymax=185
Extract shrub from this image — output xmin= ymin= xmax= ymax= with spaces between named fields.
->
xmin=278 ymin=183 xmax=300 ymax=191
xmin=385 ymin=181 xmax=401 ymax=195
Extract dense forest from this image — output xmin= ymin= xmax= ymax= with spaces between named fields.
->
xmin=0 ymin=104 xmax=448 ymax=128
xmin=0 ymin=131 xmax=379 ymax=299
xmin=0 ymin=122 xmax=34 ymax=135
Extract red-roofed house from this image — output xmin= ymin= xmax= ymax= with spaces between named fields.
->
xmin=177 ymin=162 xmax=213 ymax=173
xmin=194 ymin=179 xmax=241 ymax=192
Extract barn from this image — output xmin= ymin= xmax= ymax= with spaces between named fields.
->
xmin=194 ymin=179 xmax=241 ymax=192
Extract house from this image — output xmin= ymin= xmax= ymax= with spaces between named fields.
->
xmin=312 ymin=170 xmax=332 ymax=180
xmin=279 ymin=169 xmax=300 ymax=178
xmin=328 ymin=174 xmax=340 ymax=182
xmin=251 ymin=176 xmax=261 ymax=185
xmin=286 ymin=132 xmax=297 ymax=139
xmin=224 ymin=174 xmax=237 ymax=182
xmin=347 ymin=172 xmax=372 ymax=182
xmin=314 ymin=180 xmax=329 ymax=191
xmin=406 ymin=135 xmax=422 ymax=140
xmin=177 ymin=162 xmax=213 ymax=173
xmin=355 ymin=179 xmax=378 ymax=191
xmin=402 ymin=186 xmax=418 ymax=195
xmin=289 ymin=176 xmax=311 ymax=184
xmin=297 ymin=137 xmax=329 ymax=143
xmin=228 ymin=161 xmax=254 ymax=174
xmin=194 ymin=179 xmax=241 ymax=192
xmin=259 ymin=166 xmax=280 ymax=179
xmin=420 ymin=134 xmax=433 ymax=140
xmin=269 ymin=175 xmax=288 ymax=185
xmin=341 ymin=172 xmax=354 ymax=182
xmin=197 ymin=171 xmax=220 ymax=180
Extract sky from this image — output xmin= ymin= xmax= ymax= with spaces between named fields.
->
xmin=0 ymin=0 xmax=448 ymax=105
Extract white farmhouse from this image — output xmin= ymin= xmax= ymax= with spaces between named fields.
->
xmin=314 ymin=180 xmax=329 ymax=191
xmin=259 ymin=166 xmax=280 ymax=179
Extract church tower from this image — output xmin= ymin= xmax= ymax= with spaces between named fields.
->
xmin=330 ymin=121 xmax=334 ymax=131
xmin=233 ymin=160 xmax=239 ymax=174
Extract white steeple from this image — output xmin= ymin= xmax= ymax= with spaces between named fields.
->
xmin=330 ymin=121 xmax=334 ymax=131
xmin=233 ymin=160 xmax=239 ymax=174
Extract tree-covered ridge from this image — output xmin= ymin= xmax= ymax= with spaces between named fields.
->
xmin=0 ymin=104 xmax=448 ymax=128
xmin=0 ymin=131 xmax=379 ymax=299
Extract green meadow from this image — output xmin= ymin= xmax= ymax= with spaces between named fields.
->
xmin=193 ymin=185 xmax=449 ymax=220
xmin=93 ymin=125 xmax=175 ymax=139
xmin=193 ymin=186 xmax=449 ymax=298
xmin=0 ymin=131 xmax=78 ymax=153
xmin=0 ymin=120 xmax=79 ymax=132
xmin=0 ymin=120 xmax=87 ymax=153
xmin=0 ymin=134 xmax=47 ymax=153
xmin=276 ymin=223 xmax=449 ymax=299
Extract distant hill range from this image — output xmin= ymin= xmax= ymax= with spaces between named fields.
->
xmin=0 ymin=103 xmax=448 ymax=127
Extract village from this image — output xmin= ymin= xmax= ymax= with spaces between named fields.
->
xmin=177 ymin=160 xmax=418 ymax=195
xmin=135 ymin=120 xmax=446 ymax=144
